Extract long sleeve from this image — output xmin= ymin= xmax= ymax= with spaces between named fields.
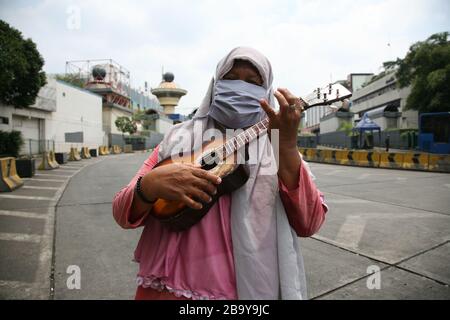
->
xmin=112 ymin=146 xmax=160 ymax=229
xmin=278 ymin=160 xmax=328 ymax=237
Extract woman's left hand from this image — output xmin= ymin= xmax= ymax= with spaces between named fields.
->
xmin=260 ymin=88 xmax=305 ymax=189
xmin=260 ymin=88 xmax=304 ymax=151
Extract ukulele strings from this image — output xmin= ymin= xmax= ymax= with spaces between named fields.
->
xmin=201 ymin=118 xmax=270 ymax=165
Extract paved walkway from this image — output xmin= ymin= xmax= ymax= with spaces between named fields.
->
xmin=1 ymin=152 xmax=449 ymax=299
xmin=304 ymin=162 xmax=450 ymax=299
xmin=0 ymin=156 xmax=106 ymax=299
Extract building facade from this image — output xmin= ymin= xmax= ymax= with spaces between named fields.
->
xmin=350 ymin=71 xmax=418 ymax=130
xmin=0 ymin=77 xmax=104 ymax=155
xmin=129 ymin=86 xmax=161 ymax=112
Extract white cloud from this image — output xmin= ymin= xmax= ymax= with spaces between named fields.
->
xmin=0 ymin=0 xmax=449 ymax=114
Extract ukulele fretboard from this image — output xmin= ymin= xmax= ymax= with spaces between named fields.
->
xmin=214 ymin=118 xmax=270 ymax=160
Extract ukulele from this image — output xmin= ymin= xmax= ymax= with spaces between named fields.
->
xmin=150 ymin=83 xmax=351 ymax=231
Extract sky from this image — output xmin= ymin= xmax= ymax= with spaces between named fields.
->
xmin=0 ymin=0 xmax=449 ymax=115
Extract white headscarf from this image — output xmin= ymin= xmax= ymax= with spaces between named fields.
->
xmin=194 ymin=46 xmax=275 ymax=119
xmin=158 ymin=47 xmax=308 ymax=299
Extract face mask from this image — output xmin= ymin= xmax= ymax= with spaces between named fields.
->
xmin=207 ymin=79 xmax=267 ymax=129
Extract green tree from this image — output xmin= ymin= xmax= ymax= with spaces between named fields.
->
xmin=0 ymin=20 xmax=47 ymax=107
xmin=0 ymin=130 xmax=24 ymax=157
xmin=387 ymin=32 xmax=450 ymax=113
xmin=338 ymin=121 xmax=356 ymax=136
xmin=115 ymin=116 xmax=137 ymax=136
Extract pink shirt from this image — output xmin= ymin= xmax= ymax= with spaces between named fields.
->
xmin=113 ymin=146 xmax=327 ymax=300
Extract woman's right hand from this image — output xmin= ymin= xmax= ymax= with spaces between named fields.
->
xmin=140 ymin=163 xmax=222 ymax=209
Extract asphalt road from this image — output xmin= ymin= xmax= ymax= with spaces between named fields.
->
xmin=1 ymin=152 xmax=449 ymax=299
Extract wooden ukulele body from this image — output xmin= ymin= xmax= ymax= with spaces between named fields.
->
xmin=150 ymin=137 xmax=250 ymax=232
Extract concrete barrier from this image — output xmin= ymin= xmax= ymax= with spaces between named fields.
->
xmin=81 ymin=147 xmax=91 ymax=159
xmin=38 ymin=151 xmax=59 ymax=170
xmin=298 ymin=147 xmax=449 ymax=172
xmin=123 ymin=144 xmax=133 ymax=153
xmin=379 ymin=152 xmax=404 ymax=169
xmin=68 ymin=148 xmax=82 ymax=161
xmin=352 ymin=151 xmax=380 ymax=167
xmin=305 ymin=148 xmax=316 ymax=162
xmin=112 ymin=145 xmax=122 ymax=154
xmin=402 ymin=152 xmax=429 ymax=171
xmin=428 ymin=154 xmax=450 ymax=173
xmin=98 ymin=146 xmax=110 ymax=156
xmin=310 ymin=148 xmax=319 ymax=162
xmin=320 ymin=149 xmax=335 ymax=164
xmin=335 ymin=150 xmax=351 ymax=165
xmin=49 ymin=151 xmax=60 ymax=168
xmin=0 ymin=157 xmax=24 ymax=192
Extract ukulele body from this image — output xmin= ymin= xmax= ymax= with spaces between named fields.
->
xmin=150 ymin=137 xmax=250 ymax=232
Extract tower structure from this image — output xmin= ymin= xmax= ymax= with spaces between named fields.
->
xmin=151 ymin=72 xmax=187 ymax=115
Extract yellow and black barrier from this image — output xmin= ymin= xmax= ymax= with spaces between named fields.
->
xmin=38 ymin=151 xmax=59 ymax=170
xmin=298 ymin=148 xmax=449 ymax=173
xmin=321 ymin=149 xmax=336 ymax=164
xmin=68 ymin=148 xmax=82 ymax=161
xmin=379 ymin=152 xmax=404 ymax=169
xmin=353 ymin=151 xmax=381 ymax=167
xmin=428 ymin=154 xmax=450 ymax=172
xmin=0 ymin=157 xmax=24 ymax=192
xmin=81 ymin=147 xmax=91 ymax=159
xmin=335 ymin=150 xmax=352 ymax=166
xmin=402 ymin=152 xmax=428 ymax=170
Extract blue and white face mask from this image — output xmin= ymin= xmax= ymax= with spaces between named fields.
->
xmin=207 ymin=79 xmax=268 ymax=129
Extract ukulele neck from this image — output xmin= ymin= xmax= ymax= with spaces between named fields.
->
xmin=210 ymin=81 xmax=352 ymax=162
xmin=214 ymin=117 xmax=270 ymax=160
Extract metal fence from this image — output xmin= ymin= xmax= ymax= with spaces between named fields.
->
xmin=20 ymin=139 xmax=55 ymax=157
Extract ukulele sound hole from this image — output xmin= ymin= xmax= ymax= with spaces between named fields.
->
xmin=200 ymin=151 xmax=220 ymax=171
